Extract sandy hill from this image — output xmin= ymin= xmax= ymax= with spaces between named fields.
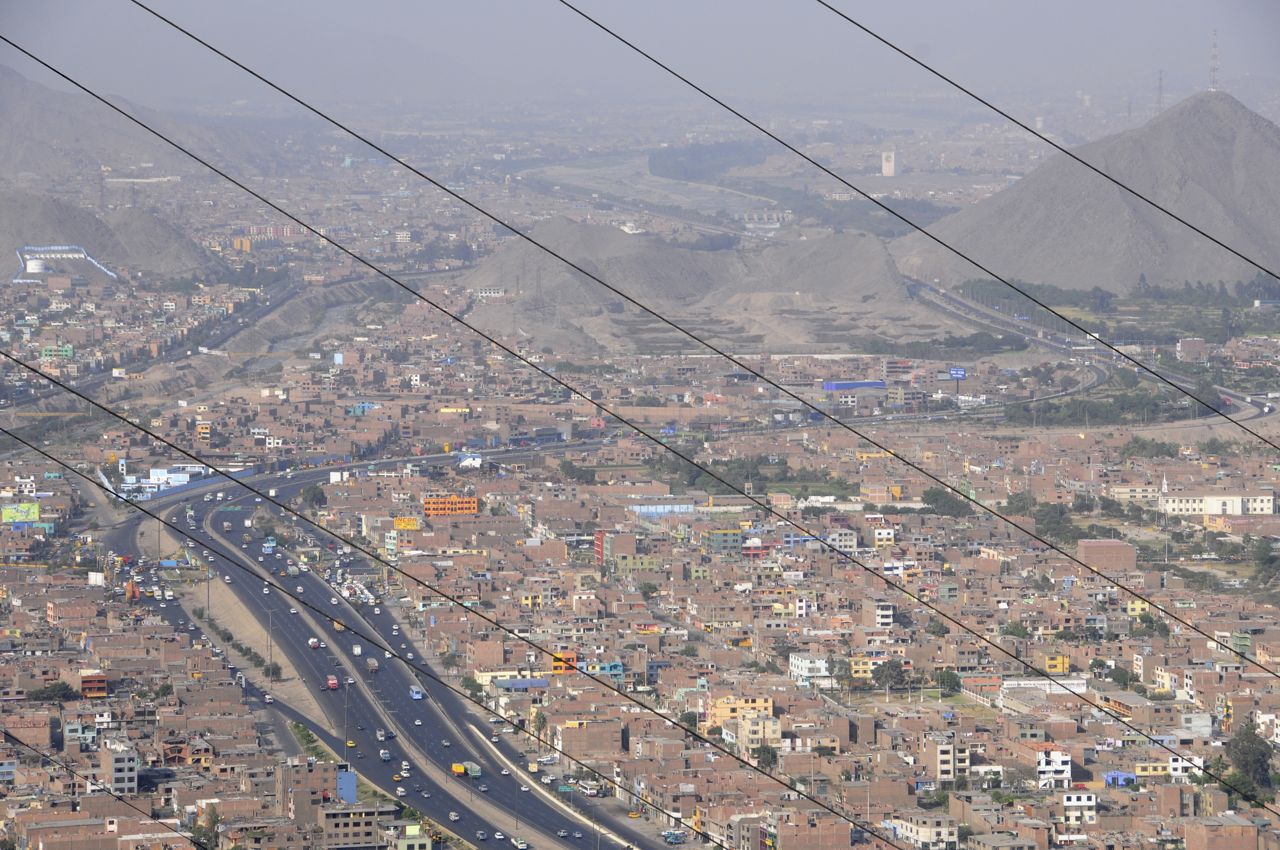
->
xmin=462 ymin=218 xmax=960 ymax=352
xmin=0 ymin=64 xmax=280 ymax=183
xmin=893 ymin=91 xmax=1280 ymax=292
xmin=0 ymin=188 xmax=219 ymax=277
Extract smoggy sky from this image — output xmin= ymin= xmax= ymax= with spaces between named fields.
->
xmin=2 ymin=1 xmax=1277 ymax=120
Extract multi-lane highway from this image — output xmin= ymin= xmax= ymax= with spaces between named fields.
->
xmin=117 ymin=455 xmax=658 ymax=849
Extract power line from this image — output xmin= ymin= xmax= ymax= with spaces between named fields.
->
xmin=121 ymin=0 xmax=1280 ymax=685
xmin=0 ymin=34 xmax=1272 ymax=827
xmin=0 ymin=428 xmax=724 ymax=850
xmin=552 ymin=0 xmax=1280 ymax=458
xmin=809 ymin=1 xmax=1274 ymax=280
xmin=0 ymin=728 xmax=209 ymax=850
xmin=0 ymin=34 xmax=913 ymax=841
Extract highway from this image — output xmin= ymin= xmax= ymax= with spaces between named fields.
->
xmin=114 ymin=453 xmax=659 ymax=849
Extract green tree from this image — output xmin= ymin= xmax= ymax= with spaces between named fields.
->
xmin=440 ymin=652 xmax=461 ymax=674
xmin=461 ymin=676 xmax=484 ymax=699
xmin=871 ymin=659 xmax=907 ymax=691
xmin=921 ymin=487 xmax=975 ymax=517
xmin=638 ymin=582 xmax=659 ymax=601
xmin=27 ymin=681 xmax=79 ymax=702
xmin=934 ymin=670 xmax=962 ymax=696
xmin=1226 ymin=719 xmax=1274 ymax=792
xmin=263 ymin=662 xmax=283 ymax=681
xmin=1106 ymin=667 xmax=1133 ymax=688
xmin=299 ymin=484 xmax=328 ymax=508
xmin=1000 ymin=622 xmax=1030 ymax=639
xmin=752 ymin=744 xmax=779 ymax=770
xmin=925 ymin=619 xmax=950 ymax=638
xmin=677 ymin=711 xmax=699 ymax=730
xmin=155 ymin=683 xmax=174 ymax=698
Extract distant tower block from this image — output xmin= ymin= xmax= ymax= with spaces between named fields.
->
xmin=881 ymin=150 xmax=896 ymax=178
xmin=1034 ymin=116 xmax=1045 ymax=131
xmin=1209 ymin=29 xmax=1220 ymax=92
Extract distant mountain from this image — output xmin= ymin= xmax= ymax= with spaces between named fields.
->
xmin=892 ymin=92 xmax=1280 ymax=292
xmin=0 ymin=63 xmax=281 ymax=183
xmin=460 ymin=218 xmax=963 ymax=352
xmin=0 ymin=188 xmax=220 ymax=278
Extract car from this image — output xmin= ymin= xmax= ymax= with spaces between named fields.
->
xmin=223 ymin=575 xmax=232 ymax=583
xmin=187 ymin=624 xmax=196 ymax=631
xmin=557 ymin=831 xmax=570 ymax=838
xmin=296 ymin=585 xmax=304 ymax=593
xmin=572 ymin=831 xmax=583 ymax=839
xmin=345 ymin=740 xmax=355 ymax=748
xmin=289 ymin=607 xmax=298 ymax=615
xmin=406 ymin=652 xmax=414 ymax=660
xmin=494 ymin=832 xmax=504 ymax=841
xmin=330 ymin=597 xmax=339 ymax=605
xmin=520 ymin=785 xmax=529 ymax=792
xmin=355 ymin=750 xmax=364 ymax=758
xmin=441 ymin=740 xmax=451 ymax=747
xmin=278 ymin=570 xmax=286 ymax=577
xmin=414 ymin=718 xmax=422 ymax=726
xmin=393 ymin=773 xmax=402 ymax=781
xmin=475 ymin=831 xmax=488 ymax=841
xmin=420 ymin=790 xmax=431 ymax=798
xmin=373 ymin=607 xmax=380 ymax=614
xmin=159 ymin=602 xmax=167 ymax=608
xmin=257 ymin=556 xmax=264 ymax=562
xmin=262 ymin=587 xmax=270 ymax=595
xmin=491 ymin=735 xmax=500 ymax=742
xmin=478 ymin=784 xmax=488 ymax=793
xmin=319 ymin=641 xmax=327 ymax=648
xmin=396 ymin=786 xmax=406 ymax=798
xmin=400 ymin=643 xmax=407 ymax=649
xmin=345 ymin=677 xmax=355 ymax=685
xmin=384 ymin=650 xmax=392 ymax=659
xmin=500 ymin=768 xmax=509 ymax=776
xmin=255 ymin=497 xmax=262 ymax=502
xmin=357 ymin=724 xmax=365 ymax=731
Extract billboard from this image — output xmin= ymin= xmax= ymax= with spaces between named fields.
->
xmin=393 ymin=516 xmax=420 ymax=531
xmin=1 ymin=503 xmax=40 ymax=523
xmin=949 ymin=367 xmax=968 ymax=380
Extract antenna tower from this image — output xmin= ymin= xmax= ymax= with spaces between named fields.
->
xmin=1156 ymin=69 xmax=1164 ymax=112
xmin=1209 ymin=30 xmax=1219 ymax=92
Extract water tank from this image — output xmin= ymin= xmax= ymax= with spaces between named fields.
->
xmin=24 ymin=258 xmax=46 ymax=274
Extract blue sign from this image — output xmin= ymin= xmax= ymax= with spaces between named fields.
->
xmin=949 ymin=367 xmax=967 ymax=380
xmin=428 ymin=615 xmax=436 ymax=627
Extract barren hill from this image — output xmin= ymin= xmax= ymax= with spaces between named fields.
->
xmin=462 ymin=218 xmax=961 ymax=352
xmin=0 ymin=188 xmax=219 ymax=277
xmin=893 ymin=91 xmax=1280 ymax=292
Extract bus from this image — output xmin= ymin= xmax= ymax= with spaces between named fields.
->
xmin=409 ymin=685 xmax=424 ymax=700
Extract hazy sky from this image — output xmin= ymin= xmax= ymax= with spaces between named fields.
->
xmin=2 ymin=1 xmax=1277 ymax=123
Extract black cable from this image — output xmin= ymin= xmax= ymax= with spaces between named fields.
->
xmin=0 ymin=729 xmax=210 ymax=850
xmin=0 ymin=427 xmax=728 ymax=850
xmin=811 ymin=0 xmax=1280 ymax=283
xmin=1 ymin=31 xmax=1272 ymax=826
xmin=121 ymin=0 xmax=1280 ymax=682
xmin=0 ymin=34 xmax=907 ymax=842
xmin=552 ymin=1 xmax=1280 ymax=462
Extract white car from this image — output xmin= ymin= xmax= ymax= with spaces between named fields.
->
xmin=262 ymin=587 xmax=270 ymax=595
xmin=289 ymin=607 xmax=298 ymax=615
xmin=500 ymin=768 xmax=510 ymax=775
xmin=330 ymin=597 xmax=339 ymax=605
xmin=296 ymin=585 xmax=304 ymax=593
xmin=414 ymin=718 xmax=422 ymax=726
xmin=520 ymin=785 xmax=529 ymax=792
xmin=373 ymin=607 xmax=380 ymax=614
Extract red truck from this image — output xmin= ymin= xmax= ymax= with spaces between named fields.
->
xmin=325 ymin=675 xmax=340 ymax=690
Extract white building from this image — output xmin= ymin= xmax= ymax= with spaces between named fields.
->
xmin=1035 ymin=747 xmax=1072 ymax=789
xmin=1157 ymin=492 xmax=1274 ymax=517
xmin=99 ymin=738 xmax=138 ymax=795
xmin=888 ymin=812 xmax=957 ymax=850
xmin=788 ymin=654 xmax=835 ymax=690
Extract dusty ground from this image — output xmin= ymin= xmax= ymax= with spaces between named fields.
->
xmin=174 ymin=576 xmax=333 ymax=736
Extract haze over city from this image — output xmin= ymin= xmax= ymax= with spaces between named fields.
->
xmin=0 ymin=4 xmax=1278 ymax=850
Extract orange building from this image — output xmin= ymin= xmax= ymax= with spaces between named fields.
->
xmin=79 ymin=669 xmax=108 ymax=699
xmin=422 ymin=493 xmax=480 ymax=518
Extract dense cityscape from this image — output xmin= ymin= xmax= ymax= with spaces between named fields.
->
xmin=0 ymin=4 xmax=1279 ymax=850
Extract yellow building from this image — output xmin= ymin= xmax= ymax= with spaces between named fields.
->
xmin=1040 ymin=654 xmax=1071 ymax=675
xmin=706 ymin=695 xmax=773 ymax=730
xmin=1126 ymin=599 xmax=1150 ymax=618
